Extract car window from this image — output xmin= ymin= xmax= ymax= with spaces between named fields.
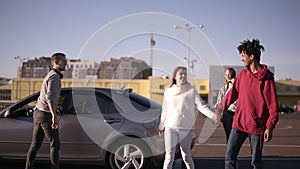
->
xmin=10 ymin=99 xmax=37 ymax=117
xmin=58 ymin=92 xmax=68 ymax=107
xmin=9 ymin=92 xmax=68 ymax=118
xmin=57 ymin=91 xmax=70 ymax=114
xmin=71 ymin=92 xmax=119 ymax=114
xmin=72 ymin=93 xmax=95 ymax=114
xmin=96 ymin=93 xmax=119 ymax=114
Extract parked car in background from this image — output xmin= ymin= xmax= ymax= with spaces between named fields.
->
xmin=0 ymin=101 xmax=15 ymax=111
xmin=0 ymin=87 xmax=165 ymax=169
xmin=278 ymin=103 xmax=295 ymax=114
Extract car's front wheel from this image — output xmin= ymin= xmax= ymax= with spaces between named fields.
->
xmin=108 ymin=138 xmax=153 ymax=169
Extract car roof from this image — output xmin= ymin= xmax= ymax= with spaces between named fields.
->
xmin=62 ymin=86 xmax=131 ymax=92
xmin=61 ymin=87 xmax=133 ymax=96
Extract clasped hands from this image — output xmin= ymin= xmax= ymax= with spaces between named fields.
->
xmin=212 ymin=113 xmax=221 ymax=125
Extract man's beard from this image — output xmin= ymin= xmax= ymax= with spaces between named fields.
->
xmin=58 ymin=65 xmax=67 ymax=71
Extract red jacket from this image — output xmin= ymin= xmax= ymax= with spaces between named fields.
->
xmin=219 ymin=64 xmax=278 ymax=135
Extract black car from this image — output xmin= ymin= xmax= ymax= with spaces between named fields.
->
xmin=278 ymin=103 xmax=295 ymax=114
xmin=0 ymin=87 xmax=165 ymax=169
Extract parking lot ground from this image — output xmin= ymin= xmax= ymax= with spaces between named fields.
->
xmin=0 ymin=157 xmax=300 ymax=169
xmin=2 ymin=157 xmax=300 ymax=169
xmin=174 ymin=157 xmax=300 ymax=169
xmin=1 ymin=113 xmax=300 ymax=169
xmin=0 ymin=160 xmax=103 ymax=169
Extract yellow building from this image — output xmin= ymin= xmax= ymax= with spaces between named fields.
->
xmin=149 ymin=77 xmax=209 ymax=103
xmin=2 ymin=77 xmax=299 ymax=108
xmin=1 ymin=77 xmax=210 ymax=105
xmin=276 ymin=79 xmax=300 ymax=106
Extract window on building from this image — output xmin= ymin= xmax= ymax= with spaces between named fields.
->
xmin=0 ymin=89 xmax=11 ymax=101
xmin=285 ymin=87 xmax=290 ymax=92
xmin=159 ymin=84 xmax=165 ymax=90
xmin=200 ymin=85 xmax=206 ymax=91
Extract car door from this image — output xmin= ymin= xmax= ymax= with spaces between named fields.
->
xmin=58 ymin=89 xmax=124 ymax=160
xmin=0 ymin=92 xmax=72 ymax=159
xmin=0 ymin=94 xmax=43 ymax=158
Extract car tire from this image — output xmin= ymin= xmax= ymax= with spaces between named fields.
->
xmin=108 ymin=137 xmax=153 ymax=169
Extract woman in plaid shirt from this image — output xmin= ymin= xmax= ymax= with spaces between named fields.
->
xmin=215 ymin=67 xmax=237 ymax=142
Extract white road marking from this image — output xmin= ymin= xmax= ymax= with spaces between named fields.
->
xmin=194 ymin=143 xmax=300 ymax=148
xmin=277 ymin=125 xmax=293 ymax=129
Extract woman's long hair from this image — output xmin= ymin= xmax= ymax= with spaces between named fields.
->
xmin=166 ymin=66 xmax=187 ymax=88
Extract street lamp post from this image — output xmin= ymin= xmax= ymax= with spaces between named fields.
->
xmin=184 ymin=57 xmax=197 ymax=75
xmin=174 ymin=23 xmax=203 ymax=78
xmin=14 ymin=56 xmax=29 ymax=78
xmin=14 ymin=56 xmax=28 ymax=100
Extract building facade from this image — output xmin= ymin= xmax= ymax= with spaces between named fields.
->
xmin=276 ymin=79 xmax=300 ymax=106
xmin=67 ymin=59 xmax=99 ymax=79
xmin=0 ymin=77 xmax=210 ymax=106
xmin=18 ymin=57 xmax=51 ymax=78
xmin=2 ymin=60 xmax=300 ymax=110
xmin=98 ymin=57 xmax=152 ymax=79
xmin=17 ymin=57 xmax=101 ymax=79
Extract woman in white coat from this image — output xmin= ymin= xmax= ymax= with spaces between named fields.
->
xmin=159 ymin=66 xmax=219 ymax=169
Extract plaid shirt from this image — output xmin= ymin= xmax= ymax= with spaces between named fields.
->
xmin=215 ymin=84 xmax=237 ymax=114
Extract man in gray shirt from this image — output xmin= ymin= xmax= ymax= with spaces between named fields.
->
xmin=25 ymin=52 xmax=67 ymax=169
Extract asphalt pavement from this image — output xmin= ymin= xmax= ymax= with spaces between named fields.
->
xmin=174 ymin=157 xmax=300 ymax=169
xmin=2 ymin=157 xmax=300 ymax=169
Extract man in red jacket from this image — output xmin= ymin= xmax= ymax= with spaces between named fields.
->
xmin=215 ymin=39 xmax=278 ymax=169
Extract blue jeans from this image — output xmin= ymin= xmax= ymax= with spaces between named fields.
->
xmin=25 ymin=109 xmax=60 ymax=169
xmin=225 ymin=128 xmax=263 ymax=169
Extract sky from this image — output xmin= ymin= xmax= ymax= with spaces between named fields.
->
xmin=0 ymin=0 xmax=300 ymax=80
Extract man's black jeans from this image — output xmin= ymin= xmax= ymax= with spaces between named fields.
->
xmin=222 ymin=110 xmax=234 ymax=142
xmin=25 ymin=109 xmax=60 ymax=169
